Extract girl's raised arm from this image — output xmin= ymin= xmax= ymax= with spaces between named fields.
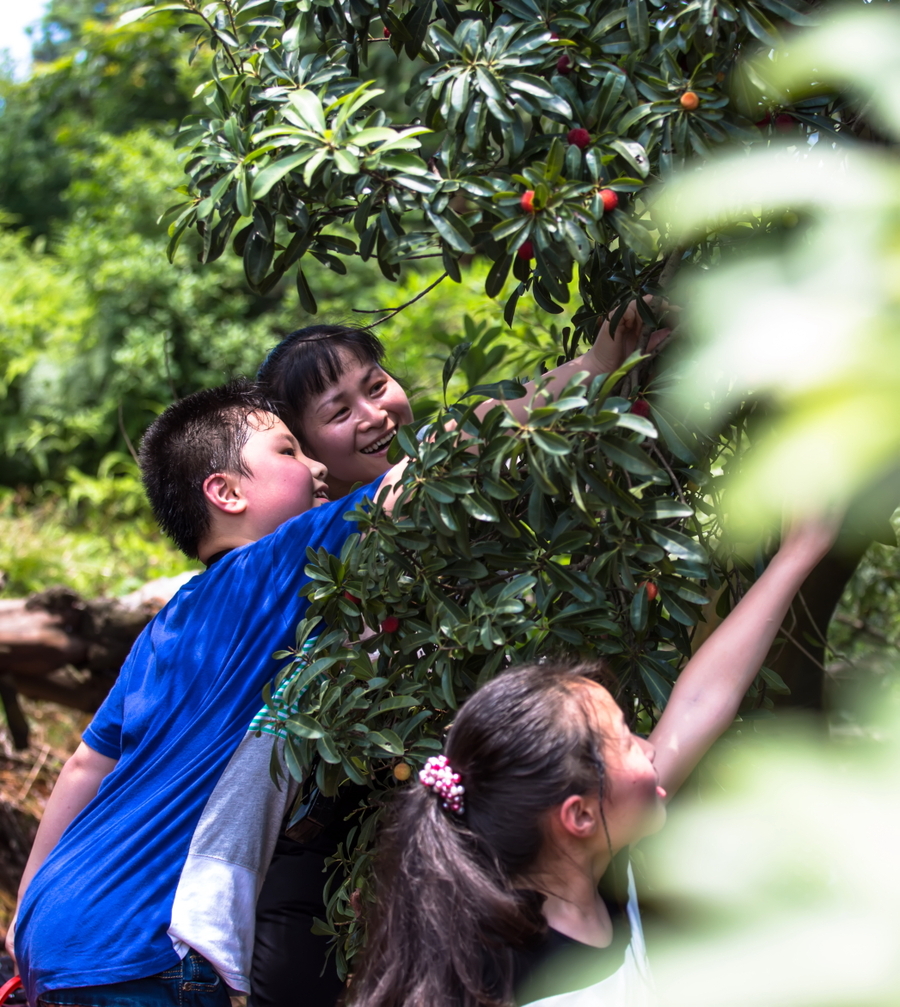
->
xmin=649 ymin=517 xmax=839 ymax=799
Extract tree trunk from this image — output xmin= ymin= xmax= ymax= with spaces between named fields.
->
xmin=0 ymin=574 xmax=196 ymax=748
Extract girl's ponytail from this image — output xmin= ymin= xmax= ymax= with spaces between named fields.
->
xmin=347 ymin=662 xmax=615 ymax=1007
xmin=348 ymin=783 xmax=541 ymax=1007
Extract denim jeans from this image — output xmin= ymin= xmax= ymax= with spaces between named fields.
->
xmin=37 ymin=950 xmax=232 ymax=1007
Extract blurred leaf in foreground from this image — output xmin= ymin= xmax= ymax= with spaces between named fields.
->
xmin=647 ymin=689 xmax=900 ymax=1007
xmin=658 ymin=8 xmax=900 ymax=534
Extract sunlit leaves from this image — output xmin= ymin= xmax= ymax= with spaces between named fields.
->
xmin=150 ymin=0 xmax=823 ymax=320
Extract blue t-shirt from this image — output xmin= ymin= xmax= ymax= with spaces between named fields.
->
xmin=15 ymin=480 xmax=381 ymax=1003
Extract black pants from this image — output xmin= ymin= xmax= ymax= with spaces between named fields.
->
xmin=250 ymin=787 xmax=367 ymax=1007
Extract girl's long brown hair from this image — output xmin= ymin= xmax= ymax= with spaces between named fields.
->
xmin=347 ymin=662 xmax=613 ymax=1007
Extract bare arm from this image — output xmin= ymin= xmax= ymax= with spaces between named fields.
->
xmin=375 ymin=298 xmax=671 ymax=510
xmin=650 ymin=519 xmax=838 ymax=799
xmin=474 ymin=297 xmax=670 ymax=423
xmin=5 ymin=741 xmax=117 ymax=962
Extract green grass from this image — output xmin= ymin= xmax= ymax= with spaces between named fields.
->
xmin=0 ymin=491 xmax=197 ymax=598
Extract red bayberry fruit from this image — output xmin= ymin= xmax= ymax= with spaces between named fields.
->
xmin=774 ymin=113 xmax=796 ymax=133
xmin=516 ymin=240 xmax=534 ymax=261
xmin=549 ymin=32 xmax=559 ymax=39
xmin=381 ymin=615 xmax=400 ymax=633
xmin=567 ymin=127 xmax=590 ymax=149
xmin=383 ymin=25 xmax=391 ymax=37
xmin=755 ymin=114 xmax=771 ymax=128
xmin=631 ymin=399 xmax=651 ymax=418
xmin=343 ymin=591 xmax=361 ymax=604
xmin=520 ymin=190 xmax=536 ymax=213
xmin=599 ymin=188 xmax=618 ymax=212
xmin=557 ymin=53 xmax=573 ymax=74
xmin=679 ymin=91 xmax=699 ymax=111
xmin=641 ymin=581 xmax=659 ymax=601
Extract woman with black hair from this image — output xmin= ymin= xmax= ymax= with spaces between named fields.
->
xmin=250 ymin=308 xmax=669 ymax=1007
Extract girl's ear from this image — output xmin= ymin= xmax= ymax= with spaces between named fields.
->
xmin=557 ymin=794 xmax=601 ymax=840
xmin=203 ymin=472 xmax=248 ymax=515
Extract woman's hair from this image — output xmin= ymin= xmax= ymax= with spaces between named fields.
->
xmin=347 ymin=661 xmax=614 ymax=1007
xmin=256 ymin=324 xmax=386 ymax=442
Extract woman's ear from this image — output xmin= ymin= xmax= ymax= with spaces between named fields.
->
xmin=203 ymin=472 xmax=247 ymax=515
xmin=557 ymin=794 xmax=601 ymax=840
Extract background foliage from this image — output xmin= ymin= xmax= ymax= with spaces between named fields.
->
xmin=3 ymin=0 xmax=900 ymax=973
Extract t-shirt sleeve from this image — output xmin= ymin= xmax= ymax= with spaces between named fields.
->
xmin=82 ymin=669 xmax=128 ymax=759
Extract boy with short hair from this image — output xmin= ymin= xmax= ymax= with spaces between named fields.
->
xmin=9 ymin=380 xmax=404 ymax=1007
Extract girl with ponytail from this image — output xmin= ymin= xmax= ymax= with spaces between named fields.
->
xmin=348 ymin=516 xmax=840 ymax=1007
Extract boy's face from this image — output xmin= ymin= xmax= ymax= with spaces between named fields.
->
xmin=239 ymin=412 xmax=330 ymax=535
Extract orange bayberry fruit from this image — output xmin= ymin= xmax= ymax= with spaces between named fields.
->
xmin=599 ymin=189 xmax=618 ymax=212
xmin=557 ymin=53 xmax=573 ymax=74
xmin=641 ymin=581 xmax=659 ymax=601
xmin=567 ymin=127 xmax=590 ymax=149
xmin=381 ymin=615 xmax=400 ymax=633
xmin=393 ymin=762 xmax=412 ymax=781
xmin=631 ymin=399 xmax=651 ymax=418
xmin=520 ymin=190 xmax=536 ymax=213
xmin=516 ymin=239 xmax=534 ymax=261
xmin=680 ymin=91 xmax=700 ymax=110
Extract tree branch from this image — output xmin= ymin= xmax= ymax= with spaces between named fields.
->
xmin=353 ymin=272 xmax=449 ymax=326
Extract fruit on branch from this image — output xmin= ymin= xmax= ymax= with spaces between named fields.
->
xmin=520 ymin=190 xmax=536 ymax=213
xmin=516 ymin=240 xmax=534 ymax=260
xmin=756 ymin=112 xmax=798 ymax=133
xmin=567 ymin=127 xmax=590 ymax=149
xmin=680 ymin=91 xmax=700 ymax=111
xmin=599 ymin=189 xmax=619 ymax=212
xmin=775 ymin=113 xmax=798 ymax=133
xmin=343 ymin=591 xmax=361 ymax=604
xmin=631 ymin=399 xmax=651 ymax=418
xmin=383 ymin=26 xmax=391 ymax=37
xmin=557 ymin=53 xmax=573 ymax=74
xmin=393 ymin=762 xmax=412 ymax=781
xmin=641 ymin=581 xmax=659 ymax=601
xmin=381 ymin=615 xmax=400 ymax=633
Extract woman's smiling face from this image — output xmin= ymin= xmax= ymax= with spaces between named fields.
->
xmin=300 ymin=350 xmax=413 ymax=497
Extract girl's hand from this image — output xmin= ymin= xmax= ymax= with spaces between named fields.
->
xmin=585 ymin=295 xmax=672 ymax=375
xmin=779 ymin=511 xmax=843 ymax=568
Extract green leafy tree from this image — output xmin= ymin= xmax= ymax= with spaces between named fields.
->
xmin=275 ymin=363 xmax=731 ymax=971
xmin=142 ymin=0 xmax=892 ymax=970
xmin=149 ymin=0 xmax=832 ymax=338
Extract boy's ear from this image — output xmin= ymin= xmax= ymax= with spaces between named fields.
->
xmin=203 ymin=472 xmax=247 ymax=516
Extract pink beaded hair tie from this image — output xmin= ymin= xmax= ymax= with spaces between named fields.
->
xmin=419 ymin=755 xmax=465 ymax=815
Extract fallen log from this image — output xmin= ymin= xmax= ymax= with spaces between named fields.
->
xmin=0 ymin=573 xmax=197 ymax=748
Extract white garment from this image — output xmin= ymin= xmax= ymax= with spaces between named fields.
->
xmin=522 ymin=863 xmax=655 ymax=1007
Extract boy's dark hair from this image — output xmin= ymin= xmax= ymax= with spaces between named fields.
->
xmin=139 ymin=379 xmax=276 ymax=559
xmin=348 ymin=661 xmax=615 ymax=1007
xmin=257 ymin=324 xmax=386 ymax=444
